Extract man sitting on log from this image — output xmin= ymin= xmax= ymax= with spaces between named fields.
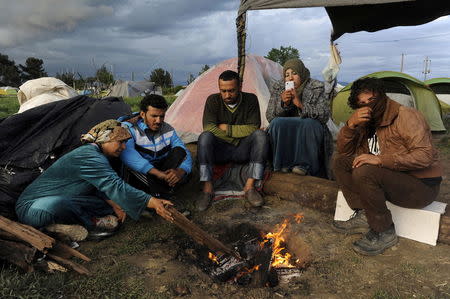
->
xmin=15 ymin=120 xmax=173 ymax=241
xmin=196 ymin=70 xmax=269 ymax=211
xmin=118 ymin=95 xmax=192 ymax=213
xmin=332 ymin=77 xmax=442 ymax=255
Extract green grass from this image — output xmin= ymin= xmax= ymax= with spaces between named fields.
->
xmin=0 ymin=216 xmax=183 ymax=298
xmin=0 ymin=95 xmax=19 ymax=118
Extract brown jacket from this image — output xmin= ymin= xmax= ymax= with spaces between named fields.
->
xmin=337 ymin=99 xmax=442 ymax=178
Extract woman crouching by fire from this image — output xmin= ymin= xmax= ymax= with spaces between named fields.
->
xmin=15 ymin=120 xmax=173 ymax=241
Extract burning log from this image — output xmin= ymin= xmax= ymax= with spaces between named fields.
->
xmin=0 ymin=215 xmax=90 ymax=274
xmin=191 ymin=215 xmax=307 ymax=287
xmin=167 ymin=206 xmax=240 ymax=259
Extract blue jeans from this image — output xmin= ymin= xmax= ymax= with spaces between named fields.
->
xmin=17 ymin=195 xmax=113 ymax=230
xmin=197 ymin=130 xmax=269 ymax=181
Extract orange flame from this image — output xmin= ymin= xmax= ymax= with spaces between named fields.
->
xmin=208 ymin=252 xmax=219 ymax=264
xmin=262 ymin=214 xmax=303 ymax=268
xmin=234 ymin=264 xmax=261 ymax=281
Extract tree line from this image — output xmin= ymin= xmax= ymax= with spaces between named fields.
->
xmin=1 ymin=45 xmax=298 ymax=89
xmin=0 ymin=54 xmax=47 ymax=87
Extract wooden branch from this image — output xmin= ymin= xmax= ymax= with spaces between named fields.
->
xmin=47 ymin=253 xmax=90 ymax=275
xmin=0 ymin=229 xmax=25 ymax=243
xmin=0 ymin=239 xmax=36 ymax=272
xmin=35 ymin=260 xmax=68 ymax=273
xmin=167 ymin=206 xmax=240 ymax=259
xmin=0 ymin=216 xmax=55 ymax=251
xmin=49 ymin=242 xmax=91 ymax=262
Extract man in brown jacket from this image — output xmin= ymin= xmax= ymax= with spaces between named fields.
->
xmin=332 ymin=77 xmax=442 ymax=256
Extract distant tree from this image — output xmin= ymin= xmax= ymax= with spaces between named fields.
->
xmin=149 ymin=68 xmax=173 ymax=88
xmin=95 ymin=65 xmax=114 ymax=86
xmin=265 ymin=46 xmax=300 ymax=66
xmin=0 ymin=53 xmax=21 ymax=87
xmin=198 ymin=64 xmax=210 ymax=76
xmin=19 ymin=57 xmax=47 ymax=82
xmin=56 ymin=71 xmax=86 ymax=89
xmin=186 ymin=73 xmax=196 ymax=85
xmin=56 ymin=71 xmax=76 ymax=87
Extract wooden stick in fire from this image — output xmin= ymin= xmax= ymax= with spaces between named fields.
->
xmin=166 ymin=206 xmax=241 ymax=260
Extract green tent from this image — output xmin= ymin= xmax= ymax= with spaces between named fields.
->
xmin=332 ymin=71 xmax=445 ymax=132
xmin=425 ymin=77 xmax=450 ymax=114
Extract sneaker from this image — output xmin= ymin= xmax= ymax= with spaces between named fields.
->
xmin=352 ymin=224 xmax=398 ymax=256
xmin=93 ymin=215 xmax=119 ymax=230
xmin=196 ymin=192 xmax=213 ymax=212
xmin=88 ymin=215 xmax=120 ymax=241
xmin=291 ymin=166 xmax=307 ymax=176
xmin=244 ymin=189 xmax=264 ymax=207
xmin=45 ymin=224 xmax=88 ymax=242
xmin=332 ymin=210 xmax=369 ymax=234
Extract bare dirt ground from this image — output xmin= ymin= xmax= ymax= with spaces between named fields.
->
xmin=1 ymin=123 xmax=449 ymax=298
xmin=77 ymin=130 xmax=449 ymax=298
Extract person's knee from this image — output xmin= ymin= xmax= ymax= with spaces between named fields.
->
xmin=303 ymin=118 xmax=323 ymax=134
xmin=172 ymin=146 xmax=187 ymax=159
xmin=251 ymin=129 xmax=269 ymax=144
xmin=352 ymin=164 xmax=376 ymax=183
xmin=198 ymin=131 xmax=215 ymax=147
xmin=269 ymin=117 xmax=284 ymax=128
xmin=332 ymin=154 xmax=352 ymax=173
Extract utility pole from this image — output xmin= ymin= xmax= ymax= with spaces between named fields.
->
xmin=400 ymin=53 xmax=405 ymax=72
xmin=422 ymin=57 xmax=431 ymax=81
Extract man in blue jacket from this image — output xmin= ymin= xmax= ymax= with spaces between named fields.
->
xmin=119 ymin=94 xmax=192 ymax=200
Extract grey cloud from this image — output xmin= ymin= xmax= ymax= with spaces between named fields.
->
xmin=0 ymin=0 xmax=113 ymax=47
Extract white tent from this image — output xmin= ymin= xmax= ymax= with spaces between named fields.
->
xmin=17 ymin=77 xmax=78 ymax=113
xmin=165 ymin=55 xmax=283 ymax=143
xmin=109 ymin=80 xmax=162 ymax=98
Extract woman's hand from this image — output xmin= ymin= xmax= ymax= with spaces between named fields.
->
xmin=106 ymin=199 xmax=126 ymax=223
xmin=292 ymin=92 xmax=303 ymax=109
xmin=281 ymin=90 xmax=294 ymax=106
xmin=147 ymin=197 xmax=174 ymax=222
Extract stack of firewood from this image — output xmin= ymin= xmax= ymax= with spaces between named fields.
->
xmin=0 ymin=215 xmax=90 ymax=274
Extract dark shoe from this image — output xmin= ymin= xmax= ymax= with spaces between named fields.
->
xmin=332 ymin=210 xmax=369 ymax=234
xmin=196 ymin=192 xmax=213 ymax=211
xmin=88 ymin=215 xmax=120 ymax=241
xmin=352 ymin=225 xmax=398 ymax=256
xmin=87 ymin=228 xmax=118 ymax=241
xmin=245 ymin=189 xmax=264 ymax=207
xmin=45 ymin=224 xmax=88 ymax=242
xmin=291 ymin=166 xmax=307 ymax=176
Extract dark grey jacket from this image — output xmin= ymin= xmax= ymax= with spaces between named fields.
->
xmin=266 ymin=78 xmax=335 ymax=179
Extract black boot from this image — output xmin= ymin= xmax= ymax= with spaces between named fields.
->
xmin=332 ymin=210 xmax=369 ymax=234
xmin=352 ymin=224 xmax=398 ymax=256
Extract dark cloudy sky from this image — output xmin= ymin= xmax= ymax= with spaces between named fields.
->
xmin=1 ymin=0 xmax=449 ymax=85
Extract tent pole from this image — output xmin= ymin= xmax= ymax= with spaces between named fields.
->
xmin=236 ymin=13 xmax=247 ymax=83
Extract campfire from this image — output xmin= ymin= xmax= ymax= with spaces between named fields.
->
xmin=203 ymin=214 xmax=308 ymax=287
